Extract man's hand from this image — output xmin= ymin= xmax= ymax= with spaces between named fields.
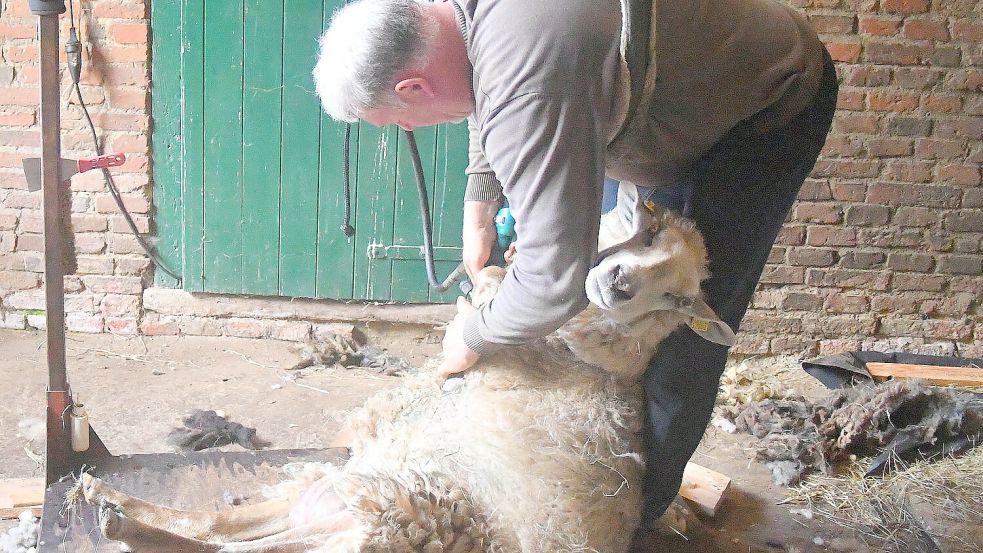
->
xmin=438 ymin=296 xmax=480 ymax=378
xmin=462 ymin=200 xmax=501 ymax=279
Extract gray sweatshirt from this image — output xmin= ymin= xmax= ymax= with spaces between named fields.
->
xmin=454 ymin=0 xmax=825 ymax=354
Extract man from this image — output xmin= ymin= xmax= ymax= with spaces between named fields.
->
xmin=314 ymin=0 xmax=837 ymax=532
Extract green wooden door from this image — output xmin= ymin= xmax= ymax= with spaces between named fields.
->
xmin=151 ymin=0 xmax=468 ymax=302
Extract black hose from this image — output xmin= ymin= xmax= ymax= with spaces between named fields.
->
xmin=340 ymin=123 xmax=355 ymax=237
xmin=402 ymin=130 xmax=466 ymax=292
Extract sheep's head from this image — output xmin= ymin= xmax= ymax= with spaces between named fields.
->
xmin=587 ymin=207 xmax=736 ymax=347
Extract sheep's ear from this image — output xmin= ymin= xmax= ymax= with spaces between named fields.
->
xmin=669 ymin=296 xmax=737 ymax=347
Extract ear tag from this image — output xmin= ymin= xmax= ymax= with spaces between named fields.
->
xmin=688 ymin=318 xmax=711 ymax=333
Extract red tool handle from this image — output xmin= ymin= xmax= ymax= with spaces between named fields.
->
xmin=77 ymin=152 xmax=126 ymax=173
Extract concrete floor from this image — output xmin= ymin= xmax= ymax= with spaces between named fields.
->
xmin=0 ymin=327 xmax=886 ymax=552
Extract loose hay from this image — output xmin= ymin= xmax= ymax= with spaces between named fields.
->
xmin=783 ymin=447 xmax=983 ymax=553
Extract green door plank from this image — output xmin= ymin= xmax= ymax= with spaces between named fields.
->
xmin=278 ymin=0 xmax=324 ymax=297
xmin=179 ymin=0 xmax=206 ymax=292
xmin=150 ymin=1 xmax=183 ymax=288
xmin=391 ymin=128 xmax=438 ymax=302
xmin=315 ymin=0 xmax=357 ymax=299
xmin=241 ymin=0 xmax=284 ymax=294
xmin=429 ymin=122 xmax=470 ymax=303
xmin=353 ymin=125 xmax=398 ymax=300
xmin=202 ymin=0 xmax=245 ymax=293
xmin=315 ymin=120 xmax=358 ymax=298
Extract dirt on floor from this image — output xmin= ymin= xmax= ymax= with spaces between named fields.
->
xmin=0 ymin=326 xmax=971 ymax=552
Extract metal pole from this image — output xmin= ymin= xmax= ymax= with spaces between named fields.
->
xmin=35 ymin=4 xmax=72 ymax=483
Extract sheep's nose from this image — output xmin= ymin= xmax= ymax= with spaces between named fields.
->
xmin=610 ymin=264 xmax=630 ymax=292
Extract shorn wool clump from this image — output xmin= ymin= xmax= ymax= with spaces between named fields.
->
xmin=0 ymin=511 xmax=39 ymax=553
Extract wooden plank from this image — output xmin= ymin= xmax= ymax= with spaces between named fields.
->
xmin=278 ymin=0 xmax=324 ymax=298
xmin=0 ymin=478 xmax=44 ymax=510
xmin=679 ymin=462 xmax=730 ymax=517
xmin=866 ymin=362 xmax=983 ymax=387
xmin=0 ymin=506 xmax=42 ymax=519
xmin=391 ymin=127 xmax=438 ymax=302
xmin=314 ymin=0 xmax=357 ymax=300
xmin=149 ymin=0 xmax=184 ymax=288
xmin=180 ymin=0 xmax=206 ymax=292
xmin=353 ymin=125 xmax=398 ymax=301
xmin=240 ymin=0 xmax=284 ymax=295
xmin=202 ymin=0 xmax=245 ymax=293
xmin=429 ymin=121 xmax=470 ymax=303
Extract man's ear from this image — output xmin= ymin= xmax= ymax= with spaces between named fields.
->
xmin=394 ymin=77 xmax=434 ymax=101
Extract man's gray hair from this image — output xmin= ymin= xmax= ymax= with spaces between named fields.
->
xmin=314 ymin=0 xmax=432 ymax=122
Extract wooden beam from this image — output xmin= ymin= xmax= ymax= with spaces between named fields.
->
xmin=0 ymin=478 xmax=44 ymax=519
xmin=679 ymin=462 xmax=731 ymax=517
xmin=866 ymin=362 xmax=983 ymax=387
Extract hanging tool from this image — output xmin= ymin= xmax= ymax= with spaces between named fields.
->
xmin=21 ymin=153 xmax=126 ymax=192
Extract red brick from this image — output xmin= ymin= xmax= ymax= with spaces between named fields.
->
xmin=92 ymin=2 xmax=148 ymax=19
xmin=794 ymin=203 xmax=842 ymax=224
xmin=14 ymin=234 xmax=44 ymax=252
xmin=882 ymin=0 xmax=929 ymax=14
xmin=920 ymin=45 xmax=962 ymax=67
xmin=106 ymin=317 xmax=139 ymax=335
xmin=902 ymin=19 xmax=950 ymax=41
xmin=884 ymin=160 xmax=934 ymax=182
xmin=845 ymin=204 xmax=890 ymax=226
xmin=858 ymin=16 xmax=900 ymax=36
xmin=830 ymin=183 xmax=867 ymax=202
xmin=922 ymin=95 xmax=963 ymax=113
xmin=939 ymin=255 xmax=982 ymax=275
xmin=788 ymin=247 xmax=837 ymax=267
xmin=943 ymin=211 xmax=983 ymax=232
xmin=867 ymin=90 xmax=919 ymax=112
xmin=893 ymin=206 xmax=940 ymax=227
xmin=934 ymin=118 xmax=983 ymax=140
xmin=96 ymin=45 xmax=149 ymax=64
xmin=0 ymin=212 xmax=17 ymax=231
xmin=825 ymin=292 xmax=869 ymax=313
xmin=82 ymin=275 xmax=144 ymax=294
xmin=810 ymin=14 xmax=856 ymax=34
xmin=860 ymin=227 xmax=924 ymax=248
xmin=100 ymin=66 xmax=149 ymax=87
xmin=806 ymin=226 xmax=858 ymax=247
xmin=66 ymin=313 xmax=105 ymax=334
xmin=892 ymin=67 xmax=942 ymax=89
xmin=926 ymin=229 xmax=955 ymax=252
xmin=75 ymin=255 xmax=115 ymax=275
xmin=225 ymin=318 xmax=266 ymax=338
xmin=937 ymin=164 xmax=982 ymax=187
xmin=840 ymin=251 xmax=886 ymax=269
xmin=0 ymin=270 xmax=40 ymax=290
xmin=140 ymin=318 xmax=180 ymax=336
xmin=963 ymin=188 xmax=983 ymax=208
xmin=821 ymin=135 xmax=864 ymax=157
xmin=812 ymin=159 xmax=881 ymax=179
xmin=887 ymin=252 xmax=935 ymax=272
xmin=4 ymin=45 xmax=37 ymax=63
xmin=914 ymin=138 xmax=967 ymax=160
xmin=109 ymin=23 xmax=149 ymax=45
xmin=759 ymin=265 xmax=805 ymax=284
xmin=868 ymin=182 xmax=960 ymax=208
xmin=836 ymin=88 xmax=866 ymax=110
xmin=100 ymin=294 xmax=141 ymax=317
xmin=831 ymin=113 xmax=881 ymax=134
xmin=94 ymin=194 xmax=149 ymax=214
xmin=0 ymin=22 xmax=37 ymax=39
xmin=782 ymin=292 xmax=823 ymax=311
xmin=842 ymin=65 xmax=892 ymax=87
xmin=865 ymin=42 xmax=920 ymax=64
xmin=892 ymin=273 xmax=947 ymax=291
xmin=885 ymin=116 xmax=932 ymax=137
xmin=110 ymin=215 xmax=150 ymax=233
xmin=806 ymin=268 xmax=891 ymax=290
xmin=776 ymin=225 xmax=806 ymax=246
xmin=826 ymin=42 xmax=862 ymax=63
xmin=798 ymin=179 xmax=833 ymax=201
xmin=950 ymin=19 xmax=983 ymax=42
xmin=74 ymin=233 xmax=107 ymax=254
xmin=866 ymin=137 xmax=912 ymax=157
xmin=0 ymin=111 xmax=35 ymax=126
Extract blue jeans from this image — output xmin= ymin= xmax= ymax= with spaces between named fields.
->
xmin=617 ymin=51 xmax=839 ymax=521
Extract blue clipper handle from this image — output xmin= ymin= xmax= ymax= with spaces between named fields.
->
xmin=494 ymin=207 xmax=516 ymax=250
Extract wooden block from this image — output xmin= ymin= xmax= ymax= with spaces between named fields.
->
xmin=866 ymin=362 xmax=983 ymax=387
xmin=679 ymin=462 xmax=730 ymax=517
xmin=0 ymin=478 xmax=44 ymax=510
xmin=0 ymin=506 xmax=42 ymax=520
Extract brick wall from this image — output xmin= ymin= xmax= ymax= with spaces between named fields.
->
xmin=0 ymin=0 xmax=980 ymax=357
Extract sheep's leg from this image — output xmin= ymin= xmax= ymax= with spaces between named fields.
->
xmin=82 ymin=473 xmax=292 ymax=542
xmin=98 ymin=502 xmax=361 ymax=553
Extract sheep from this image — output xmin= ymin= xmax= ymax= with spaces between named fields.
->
xmin=80 ymin=201 xmax=732 ymax=553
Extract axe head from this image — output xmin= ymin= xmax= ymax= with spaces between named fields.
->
xmin=21 ymin=158 xmax=80 ymax=192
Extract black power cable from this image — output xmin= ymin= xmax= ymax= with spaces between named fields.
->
xmin=66 ymin=0 xmax=182 ymax=283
